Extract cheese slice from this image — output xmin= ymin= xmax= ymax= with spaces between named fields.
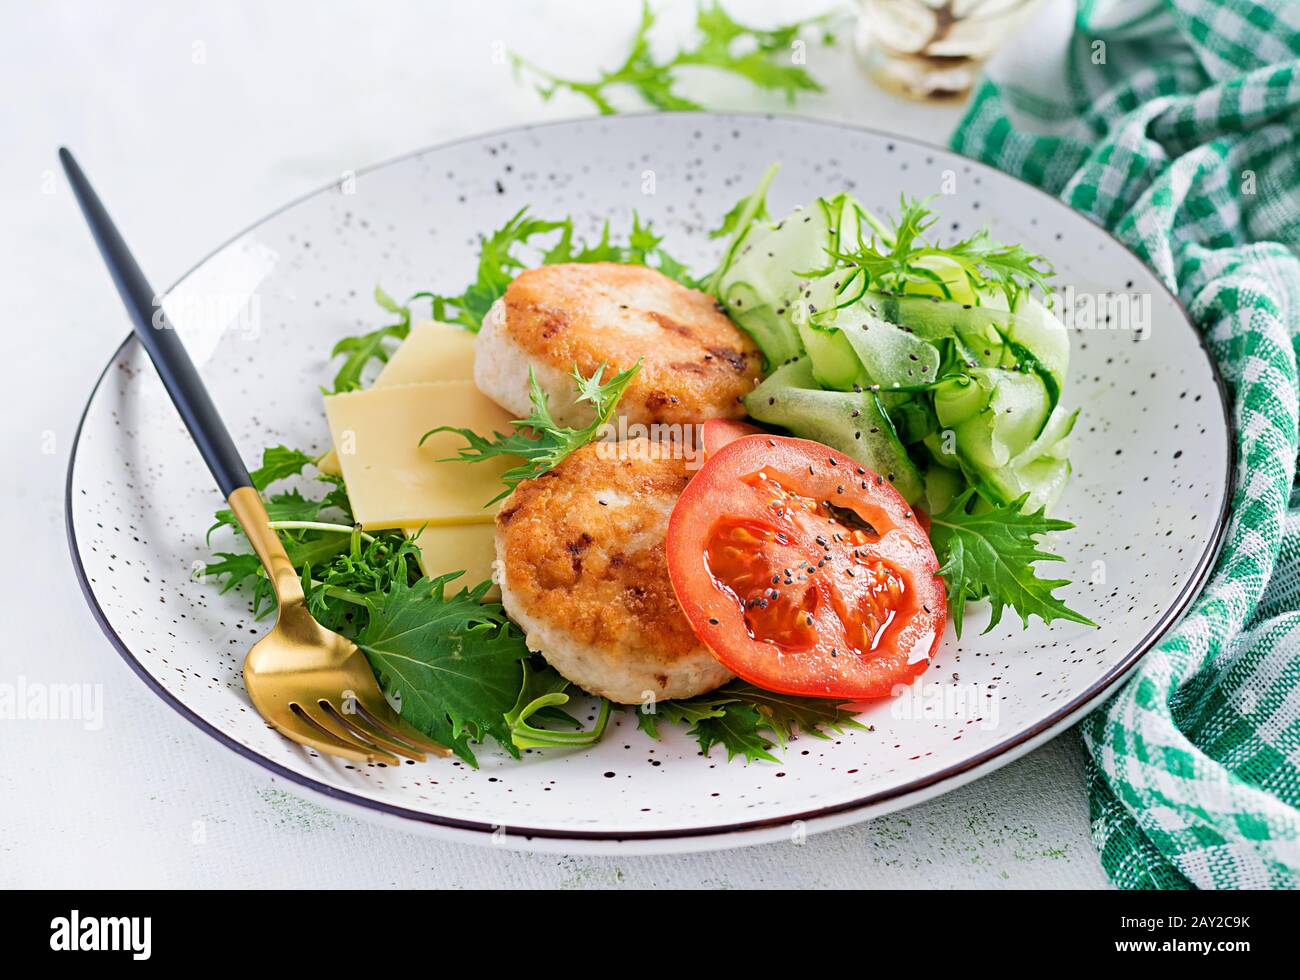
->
xmin=404 ymin=523 xmax=499 ymax=598
xmin=319 ymin=321 xmax=478 ymax=475
xmin=323 ymin=380 xmax=516 ymax=529
xmin=380 ymin=320 xmax=477 ymax=385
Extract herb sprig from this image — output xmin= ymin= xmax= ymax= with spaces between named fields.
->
xmin=833 ymin=196 xmax=1055 ymax=307
xmin=356 ymin=574 xmax=531 ymax=764
xmin=510 ymin=2 xmax=838 ymax=115
xmin=929 ymin=490 xmax=1097 ymax=637
xmin=636 ymin=681 xmax=866 ymax=763
xmin=426 ymin=360 xmax=641 ymax=504
xmin=412 ymin=208 xmax=694 ymax=333
xmin=325 ymin=287 xmax=412 ymax=394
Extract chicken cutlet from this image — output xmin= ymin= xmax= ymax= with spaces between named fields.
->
xmin=494 ymin=437 xmax=732 ymax=704
xmin=475 ymin=262 xmax=762 ymax=428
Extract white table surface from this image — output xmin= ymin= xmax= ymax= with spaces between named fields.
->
xmin=0 ymin=0 xmax=1109 ymax=888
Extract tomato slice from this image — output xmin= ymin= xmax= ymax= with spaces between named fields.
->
xmin=701 ymin=418 xmax=765 ymax=457
xmin=666 ymin=434 xmax=946 ymax=699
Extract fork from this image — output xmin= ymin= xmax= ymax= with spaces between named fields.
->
xmin=61 ymin=148 xmax=450 ymax=766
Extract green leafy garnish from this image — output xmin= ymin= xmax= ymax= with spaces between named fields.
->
xmin=427 ymin=360 xmax=640 ymax=504
xmin=929 ymin=489 xmax=1097 ymax=638
xmin=200 ymin=551 xmax=268 ymax=604
xmin=833 ymin=196 xmax=1055 ymax=307
xmin=300 ymin=527 xmax=421 ymax=634
xmin=505 ymin=660 xmax=612 ymax=750
xmin=636 ymin=681 xmax=866 ymax=764
xmin=203 ymin=446 xmax=419 ymax=625
xmin=248 ymin=445 xmax=318 ymax=490
xmin=406 ymin=208 xmax=693 ymax=333
xmin=413 ymin=210 xmax=567 ymax=332
xmin=510 ymin=1 xmax=838 ymax=114
xmin=207 ymin=446 xmax=348 ymax=543
xmin=355 ymin=574 xmax=530 ymax=765
xmin=324 ymin=287 xmax=412 ymax=394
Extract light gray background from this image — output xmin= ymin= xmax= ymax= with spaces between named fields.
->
xmin=0 ymin=0 xmax=1108 ymax=888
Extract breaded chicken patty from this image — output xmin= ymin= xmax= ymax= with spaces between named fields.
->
xmin=476 ymin=262 xmax=762 ymax=428
xmin=494 ymin=438 xmax=732 ymax=703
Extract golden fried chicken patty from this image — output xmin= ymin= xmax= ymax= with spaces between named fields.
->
xmin=494 ymin=438 xmax=732 ymax=703
xmin=475 ymin=262 xmax=762 ymax=428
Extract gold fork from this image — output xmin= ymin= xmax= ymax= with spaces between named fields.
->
xmin=63 ymin=147 xmax=449 ymax=766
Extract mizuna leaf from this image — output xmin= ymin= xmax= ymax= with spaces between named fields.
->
xmin=356 ymin=576 xmax=529 ymax=766
xmin=248 ymin=445 xmax=317 ymax=490
xmin=426 ymin=360 xmax=640 ymax=503
xmin=928 ymin=489 xmax=1096 ymax=637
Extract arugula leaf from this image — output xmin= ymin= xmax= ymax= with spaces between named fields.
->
xmin=406 ymin=207 xmax=694 ymax=332
xmin=248 ymin=445 xmax=317 ymax=491
xmin=634 ymin=696 xmax=729 ymax=739
xmin=414 ymin=209 xmax=568 ymax=331
xmin=355 ymin=575 xmax=530 ymax=765
xmin=300 ymin=527 xmax=423 ymax=634
xmin=200 ymin=551 xmax=272 ymax=608
xmin=203 ymin=446 xmax=419 ymax=627
xmin=209 ymin=488 xmax=325 ymax=542
xmin=505 ymin=660 xmax=611 ymax=750
xmin=723 ymin=681 xmax=869 ymax=746
xmin=834 ymin=196 xmax=1054 ymax=306
xmin=546 ymin=212 xmax=696 ymax=284
xmin=510 ymin=1 xmax=837 ymax=115
xmin=929 ymin=489 xmax=1097 ymax=637
xmin=324 ymin=287 xmax=412 ymax=394
xmin=694 ymin=702 xmax=782 ymax=764
xmin=637 ymin=680 xmax=864 ymax=763
xmin=428 ymin=360 xmax=640 ymax=504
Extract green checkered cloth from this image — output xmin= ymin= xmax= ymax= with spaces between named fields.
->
xmin=952 ymin=0 xmax=1300 ymax=888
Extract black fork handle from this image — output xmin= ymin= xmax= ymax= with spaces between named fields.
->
xmin=60 ymin=147 xmax=253 ymax=497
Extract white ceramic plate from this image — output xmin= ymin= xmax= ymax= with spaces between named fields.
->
xmin=67 ymin=113 xmax=1232 ymax=854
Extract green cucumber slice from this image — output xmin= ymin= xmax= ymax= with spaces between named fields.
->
xmin=745 ymin=359 xmax=925 ymax=503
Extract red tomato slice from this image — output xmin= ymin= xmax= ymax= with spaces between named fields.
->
xmin=666 ymin=434 xmax=946 ymax=700
xmin=701 ymin=418 xmax=765 ymax=457
xmin=914 ymin=507 xmax=931 ymax=536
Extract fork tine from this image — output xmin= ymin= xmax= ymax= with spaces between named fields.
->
xmin=317 ymin=699 xmax=427 ymax=762
xmin=267 ymin=707 xmax=383 ymax=765
xmin=291 ymin=703 xmax=402 ymax=766
xmin=353 ymin=694 xmax=454 ymax=758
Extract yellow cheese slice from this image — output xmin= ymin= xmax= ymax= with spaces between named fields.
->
xmin=323 ymin=380 xmax=516 ymax=529
xmin=404 ymin=523 xmax=499 ymax=598
xmin=379 ymin=320 xmax=477 ymax=385
xmin=318 ymin=321 xmax=477 ymax=475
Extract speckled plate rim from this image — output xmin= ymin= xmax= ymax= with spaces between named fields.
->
xmin=65 ymin=111 xmax=1235 ymax=852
